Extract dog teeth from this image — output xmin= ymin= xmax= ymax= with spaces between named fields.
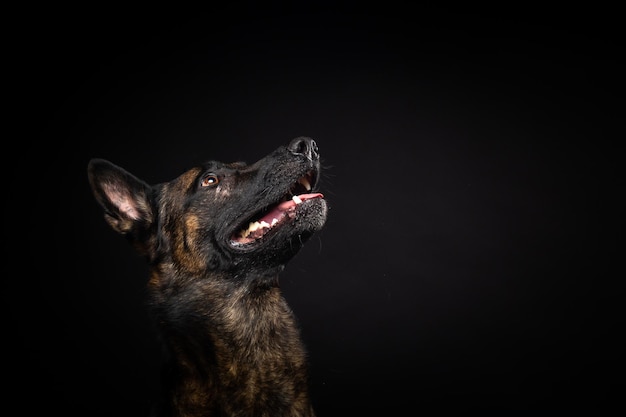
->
xmin=241 ymin=221 xmax=259 ymax=238
xmin=292 ymin=195 xmax=302 ymax=204
xmin=240 ymin=219 xmax=276 ymax=239
xmin=298 ymin=177 xmax=311 ymax=191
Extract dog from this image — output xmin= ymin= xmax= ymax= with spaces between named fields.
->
xmin=87 ymin=137 xmax=328 ymax=417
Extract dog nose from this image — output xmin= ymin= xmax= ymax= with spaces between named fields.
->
xmin=288 ymin=137 xmax=319 ymax=161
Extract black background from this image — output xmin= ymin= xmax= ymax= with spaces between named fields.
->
xmin=11 ymin=7 xmax=622 ymax=416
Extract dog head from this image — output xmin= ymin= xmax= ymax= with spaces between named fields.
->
xmin=87 ymin=137 xmax=328 ymax=277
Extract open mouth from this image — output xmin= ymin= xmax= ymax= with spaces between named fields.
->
xmin=229 ymin=171 xmax=324 ymax=247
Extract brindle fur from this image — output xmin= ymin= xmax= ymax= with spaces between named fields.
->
xmin=88 ymin=138 xmax=327 ymax=417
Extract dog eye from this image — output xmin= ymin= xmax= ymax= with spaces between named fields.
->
xmin=201 ymin=174 xmax=220 ymax=187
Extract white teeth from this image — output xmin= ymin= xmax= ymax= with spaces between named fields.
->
xmin=298 ymin=177 xmax=311 ymax=191
xmin=292 ymin=195 xmax=302 ymax=204
xmin=240 ymin=219 xmax=276 ymax=239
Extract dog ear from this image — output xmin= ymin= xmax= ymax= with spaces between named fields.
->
xmin=87 ymin=158 xmax=155 ymax=235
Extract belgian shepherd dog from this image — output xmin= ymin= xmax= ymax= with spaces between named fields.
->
xmin=87 ymin=137 xmax=328 ymax=417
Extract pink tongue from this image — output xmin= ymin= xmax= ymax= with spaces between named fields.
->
xmin=259 ymin=193 xmax=323 ymax=224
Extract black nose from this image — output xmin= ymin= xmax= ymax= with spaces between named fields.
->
xmin=288 ymin=137 xmax=319 ymax=161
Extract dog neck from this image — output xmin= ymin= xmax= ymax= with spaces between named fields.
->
xmin=149 ymin=268 xmax=315 ymax=416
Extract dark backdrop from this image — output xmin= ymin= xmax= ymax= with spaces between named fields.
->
xmin=11 ymin=8 xmax=621 ymax=416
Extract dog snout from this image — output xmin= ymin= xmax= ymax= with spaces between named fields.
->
xmin=288 ymin=137 xmax=319 ymax=161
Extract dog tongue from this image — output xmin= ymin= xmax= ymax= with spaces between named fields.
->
xmin=259 ymin=193 xmax=323 ymax=224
